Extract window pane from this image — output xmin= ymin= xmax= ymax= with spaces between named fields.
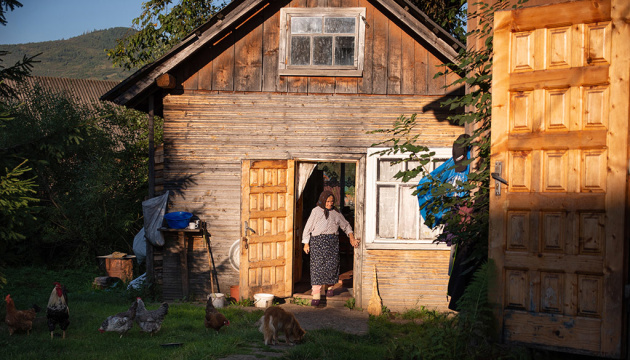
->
xmin=325 ymin=17 xmax=355 ymax=33
xmin=432 ymin=158 xmax=447 ymax=172
xmin=407 ymin=160 xmax=424 ymax=183
xmin=378 ymin=159 xmax=402 ymax=181
xmin=290 ymin=36 xmax=311 ymax=65
xmin=313 ymin=36 xmax=333 ymax=65
xmin=334 ymin=36 xmax=355 ymax=66
xmin=376 ymin=185 xmax=396 ymax=238
xmin=398 ymin=186 xmax=419 ymax=240
xmin=291 ymin=17 xmax=322 ymax=34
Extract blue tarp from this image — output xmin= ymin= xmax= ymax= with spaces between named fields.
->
xmin=417 ymin=153 xmax=469 ymax=226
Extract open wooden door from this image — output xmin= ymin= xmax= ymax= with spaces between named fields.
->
xmin=240 ymin=160 xmax=295 ymax=299
xmin=490 ymin=0 xmax=629 ymax=357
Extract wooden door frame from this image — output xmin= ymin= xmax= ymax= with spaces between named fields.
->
xmin=291 ymin=157 xmax=365 ymax=301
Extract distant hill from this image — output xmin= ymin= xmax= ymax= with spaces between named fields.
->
xmin=0 ymin=27 xmax=137 ymax=82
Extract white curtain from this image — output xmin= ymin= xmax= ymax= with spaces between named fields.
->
xmin=297 ymin=162 xmax=317 ymax=199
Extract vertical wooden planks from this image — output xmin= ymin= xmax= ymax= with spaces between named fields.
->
xmin=371 ymin=8 xmax=388 ymax=94
xmin=212 ymin=33 xmax=235 ymax=91
xmin=401 ymin=29 xmax=415 ymax=94
xmin=262 ymin=4 xmax=287 ymax=92
xmin=234 ymin=13 xmax=264 ymax=92
xmin=427 ymin=52 xmax=445 ymax=94
xmin=414 ymin=38 xmax=428 ymax=94
xmin=357 ymin=0 xmax=373 ymax=94
xmin=387 ymin=19 xmax=402 ymax=95
xmin=198 ymin=57 xmax=214 ymax=91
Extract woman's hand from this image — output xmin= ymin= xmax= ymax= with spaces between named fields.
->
xmin=349 ymin=234 xmax=360 ymax=248
xmin=303 ymin=243 xmax=310 ymax=254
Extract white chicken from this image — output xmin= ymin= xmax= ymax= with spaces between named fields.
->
xmin=134 ymin=297 xmax=169 ymax=335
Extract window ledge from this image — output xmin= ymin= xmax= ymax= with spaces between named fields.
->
xmin=279 ymin=69 xmax=363 ymax=77
xmin=365 ymin=242 xmax=451 ymax=251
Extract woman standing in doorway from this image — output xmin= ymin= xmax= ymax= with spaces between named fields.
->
xmin=303 ymin=190 xmax=360 ymax=307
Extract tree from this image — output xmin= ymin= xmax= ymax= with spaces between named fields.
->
xmin=0 ymin=0 xmax=38 ymax=287
xmin=0 ymin=0 xmax=21 ymax=25
xmin=107 ymin=0 xmax=225 ymax=70
xmin=1 ymin=84 xmax=164 ymax=266
xmin=409 ymin=0 xmax=467 ymax=43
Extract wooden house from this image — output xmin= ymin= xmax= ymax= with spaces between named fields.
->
xmin=102 ymin=0 xmax=465 ymax=311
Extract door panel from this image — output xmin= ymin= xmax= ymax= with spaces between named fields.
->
xmin=240 ymin=160 xmax=295 ymax=299
xmin=490 ymin=0 xmax=628 ymax=357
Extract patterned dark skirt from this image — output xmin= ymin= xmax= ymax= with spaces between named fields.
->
xmin=309 ymin=233 xmax=340 ymax=285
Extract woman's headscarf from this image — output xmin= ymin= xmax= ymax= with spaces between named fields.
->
xmin=316 ymin=190 xmax=336 ymax=219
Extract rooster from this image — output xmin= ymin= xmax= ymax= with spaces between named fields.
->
xmin=204 ymin=295 xmax=229 ymax=333
xmin=4 ymin=294 xmax=40 ymax=336
xmin=47 ymin=282 xmax=69 ymax=339
xmin=98 ymin=300 xmax=137 ymax=338
xmin=135 ymin=297 xmax=168 ymax=335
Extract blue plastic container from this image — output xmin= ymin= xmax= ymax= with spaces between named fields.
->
xmin=164 ymin=211 xmax=193 ymax=229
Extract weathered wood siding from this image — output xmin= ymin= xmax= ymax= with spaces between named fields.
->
xmin=177 ymin=0 xmax=459 ymax=96
xmin=160 ymin=232 xmax=212 ymax=301
xmin=162 ymin=92 xmax=461 ymax=304
xmin=362 ymin=249 xmax=451 ymax=311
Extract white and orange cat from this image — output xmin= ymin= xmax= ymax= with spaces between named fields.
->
xmin=257 ymin=306 xmax=306 ymax=345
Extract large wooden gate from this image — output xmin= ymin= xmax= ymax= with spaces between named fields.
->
xmin=240 ymin=160 xmax=295 ymax=299
xmin=489 ymin=0 xmax=629 ymax=357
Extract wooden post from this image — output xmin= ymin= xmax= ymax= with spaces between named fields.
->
xmin=179 ymin=232 xmax=189 ymax=298
xmin=340 ymin=163 xmax=345 ymax=209
xmin=148 ymin=94 xmax=155 ymax=199
xmin=146 ymin=94 xmax=155 ymax=284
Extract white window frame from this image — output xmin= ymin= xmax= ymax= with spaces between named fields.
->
xmin=278 ymin=7 xmax=366 ymax=77
xmin=365 ymin=147 xmax=451 ymax=250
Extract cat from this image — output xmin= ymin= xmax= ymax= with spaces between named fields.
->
xmin=257 ymin=306 xmax=306 ymax=345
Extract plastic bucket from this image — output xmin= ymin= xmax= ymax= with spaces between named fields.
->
xmin=210 ymin=293 xmax=226 ymax=308
xmin=254 ymin=293 xmax=274 ymax=308
xmin=230 ymin=285 xmax=239 ymax=301
xmin=164 ymin=211 xmax=193 ymax=229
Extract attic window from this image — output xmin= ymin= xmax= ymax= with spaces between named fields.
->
xmin=279 ymin=7 xmax=366 ymax=77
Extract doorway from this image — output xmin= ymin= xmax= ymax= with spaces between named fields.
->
xmin=293 ymin=161 xmax=357 ymax=300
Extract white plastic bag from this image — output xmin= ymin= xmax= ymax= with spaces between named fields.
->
xmin=127 ymin=273 xmax=147 ymax=290
xmin=132 ymin=227 xmax=146 ymax=264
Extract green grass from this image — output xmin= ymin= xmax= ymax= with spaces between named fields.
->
xmin=0 ymin=266 xmax=547 ymax=360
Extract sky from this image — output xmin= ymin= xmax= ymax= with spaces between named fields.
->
xmin=0 ymin=0 xmax=147 ymax=45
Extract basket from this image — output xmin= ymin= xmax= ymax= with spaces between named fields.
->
xmin=164 ymin=211 xmax=193 ymax=229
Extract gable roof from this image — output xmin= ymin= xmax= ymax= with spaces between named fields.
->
xmin=102 ymin=0 xmax=464 ymax=109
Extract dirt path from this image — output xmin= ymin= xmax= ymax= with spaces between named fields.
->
xmin=219 ymin=303 xmax=369 ymax=360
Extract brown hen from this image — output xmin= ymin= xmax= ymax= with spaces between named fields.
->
xmin=5 ymin=294 xmax=40 ymax=336
xmin=204 ymin=295 xmax=229 ymax=333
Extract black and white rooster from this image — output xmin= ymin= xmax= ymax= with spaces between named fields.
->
xmin=46 ymin=282 xmax=70 ymax=339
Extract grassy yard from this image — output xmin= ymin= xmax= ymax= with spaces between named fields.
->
xmin=0 ymin=267 xmax=581 ymax=360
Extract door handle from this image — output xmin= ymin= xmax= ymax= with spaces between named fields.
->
xmin=492 ymin=161 xmax=509 ymax=196
xmin=243 ymin=221 xmax=256 ymax=250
